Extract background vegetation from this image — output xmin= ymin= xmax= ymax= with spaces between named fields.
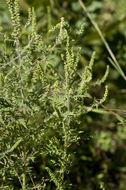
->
xmin=0 ymin=0 xmax=126 ymax=189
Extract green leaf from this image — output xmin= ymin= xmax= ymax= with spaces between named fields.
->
xmin=10 ymin=138 xmax=23 ymax=152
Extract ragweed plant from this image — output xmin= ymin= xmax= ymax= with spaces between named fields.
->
xmin=0 ymin=0 xmax=109 ymax=189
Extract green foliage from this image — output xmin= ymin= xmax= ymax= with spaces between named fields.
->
xmin=0 ymin=1 xmax=110 ymax=189
xmin=0 ymin=0 xmax=126 ymax=190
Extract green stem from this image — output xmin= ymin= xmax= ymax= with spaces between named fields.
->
xmin=79 ymin=0 xmax=126 ymax=80
xmin=22 ymin=173 xmax=26 ymax=190
xmin=22 ymin=150 xmax=27 ymax=190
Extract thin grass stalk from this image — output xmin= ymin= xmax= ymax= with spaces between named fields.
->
xmin=79 ymin=0 xmax=126 ymax=80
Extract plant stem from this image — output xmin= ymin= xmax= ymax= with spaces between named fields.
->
xmin=22 ymin=150 xmax=27 ymax=190
xmin=79 ymin=0 xmax=126 ymax=80
xmin=22 ymin=173 xmax=26 ymax=190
